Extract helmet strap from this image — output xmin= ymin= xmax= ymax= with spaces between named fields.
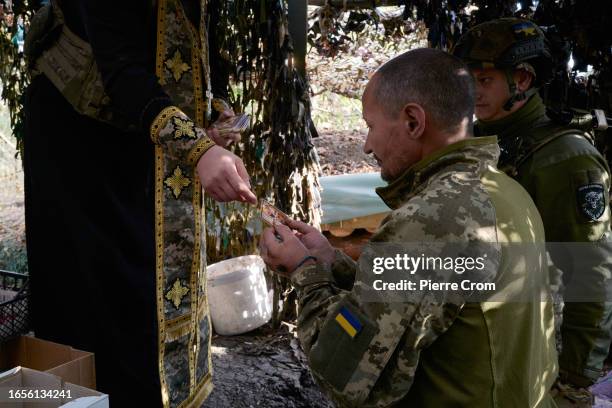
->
xmin=502 ymin=68 xmax=538 ymax=111
xmin=502 ymin=69 xmax=519 ymax=111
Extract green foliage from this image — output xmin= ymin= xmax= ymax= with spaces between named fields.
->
xmin=310 ymin=91 xmax=363 ymax=132
xmin=0 ymin=239 xmax=28 ymax=274
xmin=0 ymin=1 xmax=37 ymax=154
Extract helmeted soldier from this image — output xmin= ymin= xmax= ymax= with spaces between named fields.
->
xmin=260 ymin=48 xmax=558 ymax=407
xmin=22 ymin=0 xmax=256 ymax=407
xmin=454 ymin=17 xmax=612 ymax=406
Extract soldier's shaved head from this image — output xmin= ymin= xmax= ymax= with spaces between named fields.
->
xmin=367 ymin=48 xmax=475 ymax=134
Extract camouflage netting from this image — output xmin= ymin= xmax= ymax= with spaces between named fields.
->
xmin=208 ymin=0 xmax=322 ymax=322
xmin=207 ymin=0 xmax=321 ymax=264
xmin=307 ymin=0 xmax=612 ymax=152
xmin=0 ymin=0 xmax=30 ymax=151
xmin=3 ymin=1 xmax=611 ymax=149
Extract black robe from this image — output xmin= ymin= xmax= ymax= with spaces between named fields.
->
xmin=23 ymin=1 xmax=226 ymax=406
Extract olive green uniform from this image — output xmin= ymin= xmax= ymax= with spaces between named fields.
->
xmin=290 ymin=137 xmax=557 ymax=407
xmin=476 ymin=94 xmax=612 ymax=386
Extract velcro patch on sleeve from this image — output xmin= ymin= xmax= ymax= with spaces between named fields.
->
xmin=572 ymin=168 xmax=609 ymax=223
xmin=309 ymin=301 xmax=378 ymax=392
xmin=576 ymin=183 xmax=606 ymax=221
xmin=335 ymin=306 xmax=363 ymax=338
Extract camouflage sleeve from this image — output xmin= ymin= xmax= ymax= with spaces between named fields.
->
xmin=150 ymin=106 xmax=216 ymax=167
xmin=288 ymin=248 xmax=357 ymax=347
xmin=330 ymin=248 xmax=358 ymax=290
xmin=290 ymin=203 xmax=499 ymax=407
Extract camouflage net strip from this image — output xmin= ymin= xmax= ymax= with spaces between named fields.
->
xmin=206 ymin=0 xmax=321 ymax=266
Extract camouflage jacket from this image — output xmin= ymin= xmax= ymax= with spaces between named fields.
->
xmin=291 ymin=137 xmax=557 ymax=407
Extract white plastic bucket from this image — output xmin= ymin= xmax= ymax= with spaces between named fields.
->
xmin=207 ymin=255 xmax=272 ymax=335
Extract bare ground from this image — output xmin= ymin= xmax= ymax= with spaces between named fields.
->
xmin=208 ymin=327 xmax=333 ymax=407
xmin=312 ymin=128 xmax=378 ymax=176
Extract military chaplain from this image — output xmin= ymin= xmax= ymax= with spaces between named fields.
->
xmin=23 ymin=0 xmax=256 ymax=407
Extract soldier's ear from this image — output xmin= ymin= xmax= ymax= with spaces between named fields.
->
xmin=402 ymin=103 xmax=426 ymax=140
xmin=514 ymin=69 xmax=535 ymax=92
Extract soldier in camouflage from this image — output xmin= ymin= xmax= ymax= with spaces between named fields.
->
xmin=260 ymin=48 xmax=558 ymax=407
xmin=454 ymin=18 xmax=612 ymax=406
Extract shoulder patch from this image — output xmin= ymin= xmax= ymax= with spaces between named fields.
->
xmin=309 ymin=301 xmax=378 ymax=394
xmin=335 ymin=306 xmax=363 ymax=338
xmin=577 ymin=183 xmax=606 ymax=221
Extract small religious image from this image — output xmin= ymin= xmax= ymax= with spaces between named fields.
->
xmin=215 ymin=113 xmax=251 ymax=135
xmin=260 ymin=199 xmax=290 ymax=227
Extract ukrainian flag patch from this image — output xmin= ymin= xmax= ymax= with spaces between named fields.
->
xmin=512 ymin=22 xmax=537 ymax=37
xmin=335 ymin=306 xmax=363 ymax=338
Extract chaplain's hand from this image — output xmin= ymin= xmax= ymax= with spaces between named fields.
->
xmin=206 ymin=110 xmax=241 ymax=147
xmin=197 ymin=145 xmax=257 ymax=204
xmin=259 ymin=224 xmax=315 ymax=276
xmin=284 ymin=218 xmax=335 ymax=264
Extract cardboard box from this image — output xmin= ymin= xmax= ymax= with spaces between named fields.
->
xmin=0 ymin=336 xmax=96 ymax=390
xmin=0 ymin=366 xmax=108 ymax=408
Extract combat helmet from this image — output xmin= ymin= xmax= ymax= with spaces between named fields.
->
xmin=453 ymin=18 xmax=555 ymax=110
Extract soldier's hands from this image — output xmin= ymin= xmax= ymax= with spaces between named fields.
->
xmin=196 ymin=145 xmax=257 ymax=204
xmin=285 ymin=218 xmax=335 ymax=264
xmin=259 ymin=224 xmax=314 ymax=276
xmin=206 ymin=110 xmax=241 ymax=147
